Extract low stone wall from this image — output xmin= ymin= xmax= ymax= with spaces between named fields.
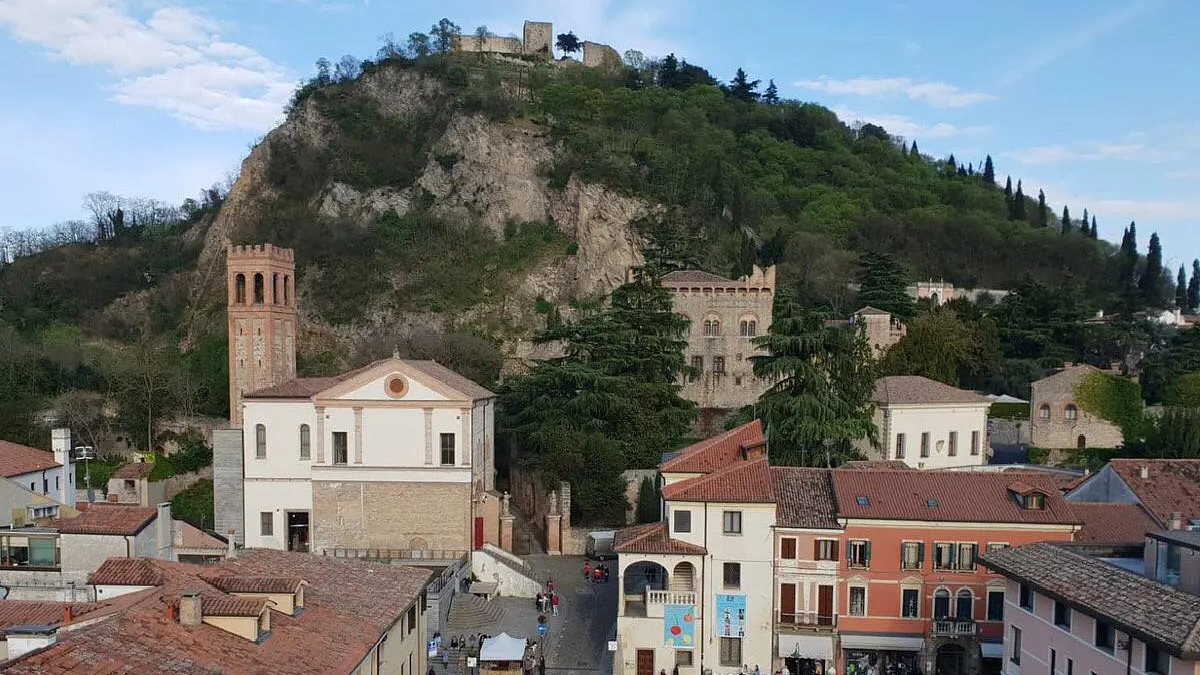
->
xmin=989 ymin=418 xmax=1031 ymax=446
xmin=427 ymin=556 xmax=470 ymax=633
xmin=0 ymin=571 xmax=92 ymax=602
xmin=471 ymin=545 xmax=542 ymax=597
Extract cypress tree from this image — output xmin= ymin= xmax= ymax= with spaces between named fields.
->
xmin=1061 ymin=205 xmax=1072 ymax=233
xmin=1037 ymin=190 xmax=1048 ymax=227
xmin=1090 ymin=215 xmax=1098 ymax=239
xmin=1188 ymin=259 xmax=1200 ymax=311
xmin=1004 ymin=176 xmax=1013 ymax=200
xmin=983 ymin=155 xmax=995 ymax=184
xmin=1013 ymin=181 xmax=1027 ymax=220
xmin=1178 ymin=265 xmax=1189 ymax=309
xmin=1082 ymin=208 xmax=1089 ymax=231
xmin=947 ymin=154 xmax=957 ymax=173
xmin=910 ymin=141 xmax=920 ymax=157
xmin=1139 ymin=231 xmax=1164 ymax=307
xmin=1118 ymin=223 xmax=1139 ymax=311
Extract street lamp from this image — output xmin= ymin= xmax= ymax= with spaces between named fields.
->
xmin=73 ymin=446 xmax=95 ymax=503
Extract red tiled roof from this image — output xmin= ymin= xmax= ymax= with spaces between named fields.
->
xmin=1 ymin=550 xmax=432 ymax=675
xmin=89 ymin=559 xmax=162 ymax=586
xmin=1108 ymin=459 xmax=1200 ymax=527
xmin=771 ymin=467 xmax=839 ymax=530
xmin=198 ymin=593 xmax=266 ymax=618
xmin=614 ymin=522 xmax=706 ymax=555
xmin=0 ymin=601 xmax=101 ymax=633
xmin=843 ymin=460 xmax=911 ymax=470
xmin=660 ymin=420 xmax=765 ymax=474
xmin=111 ymin=463 xmax=154 ymax=479
xmin=200 ymin=576 xmax=301 ymax=594
xmin=1071 ymin=502 xmax=1159 ymax=544
xmin=831 ymin=470 xmax=1080 ymax=524
xmin=48 ymin=505 xmax=157 ymax=536
xmin=174 ymin=520 xmax=227 ymax=551
xmin=0 ymin=440 xmax=60 ymax=478
xmin=873 ymin=376 xmax=991 ymax=405
xmin=662 ymin=457 xmax=775 ymax=503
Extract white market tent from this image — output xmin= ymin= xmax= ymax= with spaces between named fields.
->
xmin=480 ymin=633 xmax=527 ymax=661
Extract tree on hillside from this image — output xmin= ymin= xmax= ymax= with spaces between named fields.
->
xmin=880 ymin=305 xmax=1000 ymax=386
xmin=856 ymin=252 xmax=916 ymax=319
xmin=314 ymin=57 xmax=332 ymax=86
xmin=1082 ymin=208 xmax=1089 ymax=232
xmin=1003 ymin=176 xmax=1013 ymax=201
xmin=738 ymin=299 xmax=876 ymax=466
xmin=406 ymin=32 xmax=431 ymax=59
xmin=1189 ymin=260 xmax=1200 ymax=310
xmin=1061 ymin=205 xmax=1072 ymax=234
xmin=1090 ymin=215 xmax=1098 ymax=239
xmin=555 ymin=31 xmax=581 ymax=54
xmin=1178 ymin=266 xmax=1189 ymax=309
xmin=982 ymin=155 xmax=995 ymax=184
xmin=1037 ymin=190 xmax=1048 ymax=228
xmin=946 ymin=154 xmax=957 ymax=174
xmin=1140 ymin=232 xmax=1165 ymax=307
xmin=1012 ymin=180 xmax=1027 ymax=220
xmin=472 ymin=25 xmax=491 ymax=57
xmin=910 ymin=141 xmax=920 ymax=157
xmin=635 ymin=477 xmax=660 ymax=523
xmin=334 ymin=54 xmax=361 ymax=82
xmin=763 ymin=79 xmax=780 ymax=104
xmin=728 ymin=68 xmax=761 ymax=102
xmin=429 ymin=18 xmax=461 ymax=54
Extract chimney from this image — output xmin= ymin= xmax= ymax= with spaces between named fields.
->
xmin=1139 ymin=465 xmax=1150 ymax=479
xmin=1169 ymin=512 xmax=1183 ymax=531
xmin=156 ymin=503 xmax=172 ymax=559
xmin=62 ymin=605 xmax=73 ymax=625
xmin=226 ymin=529 xmax=238 ymax=559
xmin=51 ymin=428 xmax=74 ymax=508
xmin=179 ymin=592 xmax=202 ymax=627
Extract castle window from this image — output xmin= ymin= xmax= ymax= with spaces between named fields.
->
xmin=284 ymin=275 xmax=291 ymax=305
xmin=299 ymin=424 xmax=311 ymax=460
xmin=713 ymin=356 xmax=726 ymax=375
xmin=272 ymin=273 xmax=280 ymax=304
xmin=703 ymin=319 xmax=721 ymax=336
xmin=255 ymin=424 xmax=266 ymax=459
xmin=1065 ymin=404 xmax=1078 ymax=421
xmin=689 ymin=356 xmax=702 ymax=382
xmin=253 ymin=273 xmax=265 ymax=304
xmin=739 ymin=319 xmax=758 ymax=337
xmin=235 ymin=274 xmax=246 ymax=304
xmin=1038 ymin=404 xmax=1050 ymax=420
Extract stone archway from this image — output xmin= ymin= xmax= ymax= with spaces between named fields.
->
xmin=924 ymin=637 xmax=981 ymax=675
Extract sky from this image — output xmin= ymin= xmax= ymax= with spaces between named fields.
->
xmin=0 ymin=0 xmax=1197 ymax=268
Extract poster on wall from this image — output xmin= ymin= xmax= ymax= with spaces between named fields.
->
xmin=716 ymin=594 xmax=746 ymax=638
xmin=663 ymin=604 xmax=696 ymax=647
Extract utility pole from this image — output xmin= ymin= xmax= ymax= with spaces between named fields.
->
xmin=74 ymin=445 xmax=95 ymax=503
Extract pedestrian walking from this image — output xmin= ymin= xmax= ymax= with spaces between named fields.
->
xmin=535 ymin=591 xmax=543 ymax=612
xmin=551 ymin=592 xmax=559 ymax=616
xmin=602 ymin=565 xmax=610 ymax=582
xmin=593 ymin=566 xmax=602 ymax=583
xmin=442 ymin=648 xmax=449 ymax=669
xmin=583 ymin=561 xmax=591 ymax=581
xmin=547 ymin=579 xmax=555 ymax=593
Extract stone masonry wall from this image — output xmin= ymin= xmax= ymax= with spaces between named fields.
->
xmin=311 ymin=480 xmax=472 ymax=554
xmin=212 ymin=429 xmax=245 ymax=544
xmin=1030 ymin=367 xmax=1124 ymax=449
xmin=452 ymin=35 xmax=523 ymax=55
xmin=522 ymin=21 xmax=553 ymax=58
xmin=582 ymin=41 xmax=622 ymax=69
xmin=672 ymin=282 xmax=774 ymax=410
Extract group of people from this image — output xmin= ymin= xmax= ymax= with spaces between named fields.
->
xmin=582 ymin=561 xmax=611 ymax=583
xmin=534 ymin=583 xmax=559 ymax=616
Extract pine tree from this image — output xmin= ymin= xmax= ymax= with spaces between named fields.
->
xmin=1013 ymin=181 xmax=1027 ymax=220
xmin=1061 ymin=205 xmax=1072 ymax=234
xmin=967 ymin=162 xmax=974 ymax=176
xmin=1140 ymin=231 xmax=1165 ymax=307
xmin=910 ymin=141 xmax=920 ymax=157
xmin=856 ymin=252 xmax=916 ymax=319
xmin=728 ymin=68 xmax=760 ymax=102
xmin=1178 ymin=266 xmax=1189 ymax=309
xmin=1090 ymin=215 xmax=1098 ymax=239
xmin=763 ymin=79 xmax=780 ymax=104
xmin=1004 ymin=176 xmax=1013 ymax=200
xmin=947 ymin=154 xmax=957 ymax=173
xmin=983 ymin=155 xmax=995 ymax=184
xmin=1037 ymin=190 xmax=1048 ymax=228
xmin=1189 ymin=259 xmax=1200 ymax=311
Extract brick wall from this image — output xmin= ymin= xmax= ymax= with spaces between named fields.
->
xmin=311 ymin=480 xmax=472 ymax=553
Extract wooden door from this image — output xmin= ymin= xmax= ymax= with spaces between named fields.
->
xmin=780 ymin=583 xmax=796 ymax=623
xmin=474 ymin=517 xmax=484 ymax=550
xmin=637 ymin=649 xmax=654 ymax=675
xmin=817 ymin=584 xmax=834 ymax=625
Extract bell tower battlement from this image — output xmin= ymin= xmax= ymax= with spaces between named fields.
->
xmin=226 ymin=244 xmax=297 ymax=427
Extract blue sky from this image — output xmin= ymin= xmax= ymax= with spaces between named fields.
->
xmin=1 ymin=0 xmax=1197 ymax=268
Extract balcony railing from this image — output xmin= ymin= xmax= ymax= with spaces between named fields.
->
xmin=778 ymin=612 xmax=836 ymax=630
xmin=644 ymin=589 xmax=697 ymax=618
xmin=931 ymin=618 xmax=977 ymax=637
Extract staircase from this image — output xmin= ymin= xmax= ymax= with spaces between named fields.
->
xmin=445 ymin=593 xmax=506 ymax=630
xmin=669 ymin=564 xmax=695 ymax=591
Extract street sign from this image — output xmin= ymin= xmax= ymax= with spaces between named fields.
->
xmin=468 ymin=658 xmax=478 ymax=667
xmin=607 ymin=640 xmax=617 ymax=652
xmin=537 ymin=623 xmax=547 ymax=635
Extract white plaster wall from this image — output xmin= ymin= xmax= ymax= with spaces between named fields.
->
xmin=471 ymin=546 xmax=542 ymax=597
xmin=243 ymin=479 xmax=312 ymax=549
xmin=340 ymin=373 xmax=448 ymax=401
xmin=702 ymin=502 xmax=774 ymax=671
xmin=243 ymin=400 xmax=317 ymax=479
xmin=10 ymin=468 xmax=71 ymax=504
xmin=95 ymin=583 xmax=154 ymax=600
xmin=877 ymin=404 xmax=989 ymax=469
xmin=666 ymin=501 xmax=706 ymax=549
xmin=357 ymin=407 xmax=426 ymax=466
xmin=61 ymin=534 xmax=128 ymax=574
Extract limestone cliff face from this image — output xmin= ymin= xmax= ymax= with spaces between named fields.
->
xmin=193 ymin=68 xmax=650 ymax=364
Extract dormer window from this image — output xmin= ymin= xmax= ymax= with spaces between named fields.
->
xmin=1023 ymin=493 xmax=1045 ymax=510
xmin=856 ymin=496 xmax=870 ymax=506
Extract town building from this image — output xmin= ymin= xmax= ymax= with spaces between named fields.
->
xmin=852 ymin=307 xmax=907 ymax=357
xmin=0 ymin=549 xmax=432 ymax=673
xmin=0 ymin=430 xmax=76 ymax=508
xmin=0 ymin=476 xmax=77 ymax=530
xmin=1065 ymin=458 xmax=1200 ymax=530
xmin=663 ymin=267 xmax=775 ymax=422
xmin=981 ymin=537 xmax=1200 ymax=675
xmin=908 ymin=281 xmax=1009 ymax=306
xmin=215 ymin=243 xmax=501 ymax=558
xmin=861 ymin=376 xmax=992 ymax=469
xmin=1029 ymin=365 xmax=1124 ymax=450
xmin=830 ymin=470 xmax=1080 ymax=675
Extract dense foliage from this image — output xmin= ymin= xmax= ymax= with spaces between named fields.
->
xmin=171 ymin=478 xmax=215 ymax=530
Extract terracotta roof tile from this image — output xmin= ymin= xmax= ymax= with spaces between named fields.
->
xmin=89 ymin=559 xmax=162 ymax=586
xmin=831 ymin=470 xmax=1079 ymax=524
xmin=244 ymin=358 xmax=494 ymax=401
xmin=981 ymin=542 xmax=1200 ymax=658
xmin=771 ymin=468 xmax=839 ymax=529
xmin=200 ymin=576 xmax=301 ymax=594
xmin=0 ymin=440 xmax=60 ymax=477
xmin=843 ymin=460 xmax=911 ymax=470
xmin=242 ymin=377 xmax=342 ymax=399
xmin=1108 ymin=459 xmax=1200 ymax=526
xmin=0 ymin=601 xmax=102 ymax=634
xmin=111 ymin=463 xmax=154 ymax=479
xmin=1071 ymin=502 xmax=1159 ymax=544
xmin=614 ymin=522 xmax=706 ymax=555
xmin=873 ymin=376 xmax=991 ymax=405
xmin=48 ymin=505 xmax=157 ymax=536
xmin=661 ymin=420 xmax=765 ymax=474
xmin=197 ymin=593 xmax=266 ymax=618
xmin=662 ymin=457 xmax=775 ymax=503
xmin=173 ymin=521 xmax=227 ymax=551
xmin=403 ymin=360 xmax=495 ymax=400
xmin=855 ymin=306 xmax=892 ymax=316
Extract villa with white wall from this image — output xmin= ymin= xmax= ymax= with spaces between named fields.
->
xmin=861 ymin=376 xmax=991 ymax=469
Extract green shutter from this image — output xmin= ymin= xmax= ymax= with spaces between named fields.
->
xmin=949 ymin=543 xmax=958 ymax=569
xmin=865 ymin=541 xmax=872 ymax=566
xmin=918 ymin=542 xmax=925 ymax=565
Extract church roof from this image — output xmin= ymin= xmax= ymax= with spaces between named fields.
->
xmin=244 ymin=358 xmax=494 ymax=401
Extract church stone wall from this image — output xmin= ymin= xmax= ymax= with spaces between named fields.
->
xmin=311 ymin=480 xmax=472 ymax=554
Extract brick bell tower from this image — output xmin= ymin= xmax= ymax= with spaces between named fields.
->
xmin=226 ymin=244 xmax=297 ymax=427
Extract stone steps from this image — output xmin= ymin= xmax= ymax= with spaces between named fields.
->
xmin=445 ymin=593 xmax=506 ymax=630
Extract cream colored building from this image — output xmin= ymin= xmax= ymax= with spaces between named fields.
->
xmin=664 ymin=267 xmax=775 ymax=414
xmin=862 ymin=376 xmax=991 ymax=469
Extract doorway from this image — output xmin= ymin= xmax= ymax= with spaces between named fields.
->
xmin=786 ymin=657 xmax=826 ymax=675
xmin=636 ymin=649 xmax=654 ymax=675
xmin=936 ymin=644 xmax=967 ymax=675
xmin=286 ymin=511 xmax=310 ymax=552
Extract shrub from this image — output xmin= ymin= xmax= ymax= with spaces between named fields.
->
xmin=171 ymin=479 xmax=214 ymax=530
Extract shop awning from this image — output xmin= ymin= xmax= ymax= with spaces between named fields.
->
xmin=480 ymin=633 xmax=527 ymax=661
xmin=981 ymin=642 xmax=1004 ymax=659
xmin=778 ymin=634 xmax=835 ymax=659
xmin=839 ymin=634 xmax=925 ymax=651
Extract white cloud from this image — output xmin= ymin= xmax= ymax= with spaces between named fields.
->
xmin=832 ymin=106 xmax=990 ymax=140
xmin=1007 ymin=140 xmax=1180 ymax=165
xmin=0 ymin=0 xmax=292 ymax=131
xmin=998 ymin=0 xmax=1159 ymax=87
xmin=793 ymin=76 xmax=994 ymax=109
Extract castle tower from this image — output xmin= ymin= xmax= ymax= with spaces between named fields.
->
xmin=226 ymin=244 xmax=297 ymax=427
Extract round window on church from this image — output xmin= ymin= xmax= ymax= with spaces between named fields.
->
xmin=385 ymin=374 xmax=408 ymax=398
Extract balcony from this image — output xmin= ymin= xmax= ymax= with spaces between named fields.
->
xmin=777 ymin=612 xmax=837 ymax=632
xmin=930 ymin=618 xmax=977 ymax=637
xmin=645 ymin=589 xmax=697 ymax=618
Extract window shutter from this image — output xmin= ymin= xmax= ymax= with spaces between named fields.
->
xmin=970 ymin=544 xmax=979 ymax=568
xmin=918 ymin=542 xmax=925 ymax=564
xmin=949 ymin=543 xmax=958 ymax=569
xmin=864 ymin=541 xmax=872 ymax=565
xmin=831 ymin=540 xmax=839 ymax=561
xmin=813 ymin=539 xmax=821 ymax=559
